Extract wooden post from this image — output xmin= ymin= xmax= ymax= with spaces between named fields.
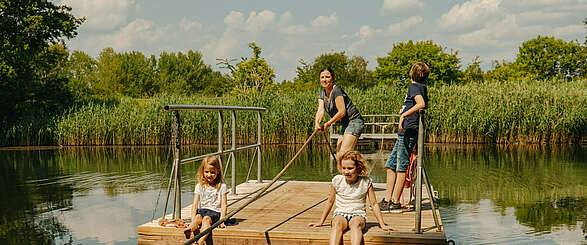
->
xmin=173 ymin=111 xmax=181 ymax=219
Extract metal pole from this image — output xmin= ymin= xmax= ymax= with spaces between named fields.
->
xmin=162 ymin=161 xmax=176 ymax=221
xmin=422 ymin=166 xmax=442 ymax=231
xmin=218 ymin=111 xmax=223 ymax=163
xmin=173 ymin=111 xmax=182 ymax=219
xmin=414 ymin=110 xmax=424 ymax=233
xmin=231 ymin=110 xmax=236 ymax=194
xmin=257 ymin=111 xmax=262 ymax=183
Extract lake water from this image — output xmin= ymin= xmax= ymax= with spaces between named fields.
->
xmin=0 ymin=144 xmax=585 ymax=244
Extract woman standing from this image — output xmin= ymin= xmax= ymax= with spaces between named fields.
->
xmin=314 ymin=68 xmax=365 ymax=167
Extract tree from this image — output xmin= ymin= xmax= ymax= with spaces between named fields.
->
xmin=158 ymin=50 xmax=225 ymax=96
xmin=461 ymin=56 xmax=484 ymax=83
xmin=289 ymin=52 xmax=375 ymax=92
xmin=0 ymin=0 xmax=84 ymax=122
xmin=485 ymin=60 xmax=526 ymax=82
xmin=231 ymin=42 xmax=276 ymax=93
xmin=515 ymin=36 xmax=586 ymax=80
xmin=374 ymin=40 xmax=461 ymax=87
xmin=66 ymin=50 xmax=98 ymax=102
xmin=95 ymin=47 xmax=125 ymax=96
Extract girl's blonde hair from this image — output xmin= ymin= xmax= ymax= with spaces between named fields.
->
xmin=339 ymin=151 xmax=370 ymax=176
xmin=197 ymin=156 xmax=224 ymax=189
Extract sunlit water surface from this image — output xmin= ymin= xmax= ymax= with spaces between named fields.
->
xmin=0 ymin=144 xmax=585 ymax=244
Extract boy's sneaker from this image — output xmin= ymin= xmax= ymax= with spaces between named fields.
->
xmin=388 ymin=202 xmax=403 ymax=213
xmin=379 ymin=199 xmax=390 ymax=212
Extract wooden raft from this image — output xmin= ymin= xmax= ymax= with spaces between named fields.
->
xmin=138 ymin=181 xmax=445 ymax=244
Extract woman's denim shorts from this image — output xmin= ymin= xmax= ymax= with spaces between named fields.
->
xmin=339 ymin=118 xmax=364 ymax=137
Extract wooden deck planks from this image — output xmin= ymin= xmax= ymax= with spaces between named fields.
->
xmin=138 ymin=180 xmax=446 ymax=244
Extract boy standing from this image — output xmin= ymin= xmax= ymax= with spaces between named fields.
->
xmin=380 ymin=61 xmax=429 ymax=212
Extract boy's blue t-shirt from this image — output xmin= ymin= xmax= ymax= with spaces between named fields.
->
xmin=399 ymin=82 xmax=428 ymax=135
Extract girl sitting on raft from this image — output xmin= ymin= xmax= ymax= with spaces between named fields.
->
xmin=308 ymin=151 xmax=395 ymax=245
xmin=184 ymin=156 xmax=228 ymax=244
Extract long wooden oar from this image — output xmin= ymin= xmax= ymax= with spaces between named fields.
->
xmin=184 ymin=129 xmax=320 ymax=245
xmin=321 ymin=129 xmax=337 ymax=166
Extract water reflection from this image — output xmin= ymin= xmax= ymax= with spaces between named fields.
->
xmin=0 ymin=150 xmax=73 ymax=244
xmin=0 ymin=144 xmax=584 ymax=244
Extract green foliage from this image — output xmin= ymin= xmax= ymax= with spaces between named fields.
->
xmin=94 ymin=48 xmax=157 ymax=97
xmin=375 ymin=40 xmax=461 ymax=87
xmin=0 ymin=0 xmax=83 ymax=123
xmin=485 ymin=60 xmax=526 ymax=82
xmin=66 ymin=50 xmax=97 ymax=102
xmin=78 ymin=48 xmax=229 ymax=98
xmin=287 ymin=52 xmax=375 ymax=92
xmin=5 ymin=78 xmax=583 ymax=146
xmin=427 ymin=79 xmax=586 ymax=144
xmin=460 ymin=56 xmax=484 ymax=83
xmin=157 ymin=50 xmax=227 ymax=96
xmin=231 ymin=42 xmax=276 ymax=93
xmin=515 ymin=36 xmax=586 ymax=80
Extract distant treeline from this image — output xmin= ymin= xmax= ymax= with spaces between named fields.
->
xmin=1 ymin=1 xmax=586 ymax=146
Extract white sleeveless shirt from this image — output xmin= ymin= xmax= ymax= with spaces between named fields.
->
xmin=332 ymin=175 xmax=372 ymax=216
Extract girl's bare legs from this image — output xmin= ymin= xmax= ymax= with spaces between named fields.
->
xmin=197 ymin=216 xmax=213 ymax=245
xmin=335 ymin=134 xmax=358 ymax=164
xmin=348 ymin=216 xmax=366 ymax=245
xmin=330 ymin=216 xmax=348 ymax=245
xmin=184 ymin=214 xmax=203 ymax=237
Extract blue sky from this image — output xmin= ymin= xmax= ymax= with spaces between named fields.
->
xmin=58 ymin=0 xmax=586 ymax=82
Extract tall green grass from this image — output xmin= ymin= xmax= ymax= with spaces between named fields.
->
xmin=3 ymin=79 xmax=586 ymax=146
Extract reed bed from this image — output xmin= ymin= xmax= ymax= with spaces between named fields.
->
xmin=3 ymin=79 xmax=585 ymax=146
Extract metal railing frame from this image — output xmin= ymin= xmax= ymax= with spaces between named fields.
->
xmin=163 ymin=104 xmax=266 ymax=220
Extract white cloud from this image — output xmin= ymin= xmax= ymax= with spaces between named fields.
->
xmin=224 ymin=11 xmax=246 ymax=29
xmin=98 ymin=19 xmax=169 ymax=51
xmin=438 ymin=0 xmax=502 ymax=31
xmin=59 ymin=0 xmax=137 ymax=31
xmin=223 ymin=10 xmax=277 ymax=33
xmin=386 ymin=16 xmax=423 ymax=36
xmin=552 ymin=25 xmax=585 ymax=39
xmin=179 ymin=18 xmax=202 ymax=33
xmin=382 ymin=0 xmax=425 ymax=13
xmin=278 ymin=11 xmax=294 ymax=27
xmin=311 ymin=13 xmax=338 ymax=29
xmin=501 ymin=0 xmax=587 ymax=12
xmin=281 ymin=25 xmax=309 ymax=35
xmin=244 ymin=10 xmax=277 ymax=33
xmin=455 ymin=15 xmax=529 ymax=48
xmin=515 ymin=11 xmax=570 ymax=26
xmin=358 ymin=25 xmax=377 ymax=40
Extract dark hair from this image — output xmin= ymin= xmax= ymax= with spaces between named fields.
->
xmin=409 ymin=61 xmax=430 ymax=84
xmin=319 ymin=68 xmax=335 ymax=81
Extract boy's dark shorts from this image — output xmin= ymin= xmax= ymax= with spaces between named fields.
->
xmin=197 ymin=208 xmax=220 ymax=223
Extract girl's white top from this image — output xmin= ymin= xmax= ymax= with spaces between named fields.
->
xmin=194 ymin=183 xmax=228 ymax=213
xmin=332 ymin=175 xmax=372 ymax=217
